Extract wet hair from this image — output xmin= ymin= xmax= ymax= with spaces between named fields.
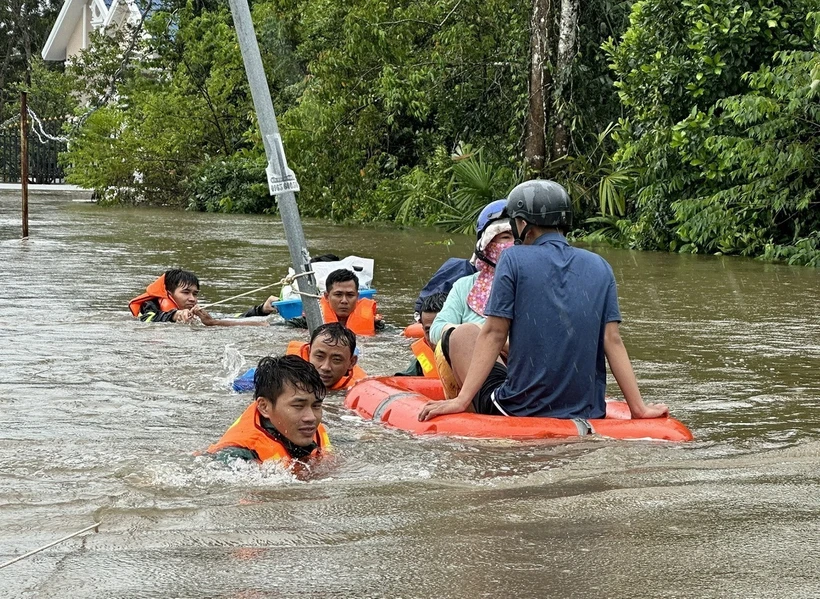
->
xmin=325 ymin=268 xmax=359 ymax=292
xmin=310 ymin=253 xmax=341 ymax=263
xmin=254 ymin=355 xmax=326 ymax=405
xmin=420 ymin=292 xmax=448 ymax=315
xmin=309 ymin=322 xmax=356 ymax=357
xmin=164 ymin=269 xmax=199 ymax=292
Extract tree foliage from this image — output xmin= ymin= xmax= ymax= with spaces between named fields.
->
xmin=62 ymin=7 xmax=257 ymax=204
xmin=605 ymin=1 xmax=819 ymax=265
xmin=52 ymin=0 xmax=628 ymax=220
xmin=0 ymin=0 xmax=62 ymax=120
xmin=277 ymin=0 xmax=531 ymax=222
xmin=17 ymin=0 xmax=817 ymax=264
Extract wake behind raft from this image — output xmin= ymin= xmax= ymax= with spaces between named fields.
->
xmin=345 ymin=377 xmax=694 ymax=442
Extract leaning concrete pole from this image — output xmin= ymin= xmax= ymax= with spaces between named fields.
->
xmin=227 ymin=0 xmax=322 ymax=332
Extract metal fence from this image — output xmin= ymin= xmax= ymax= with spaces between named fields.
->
xmin=0 ymin=128 xmax=66 ymax=184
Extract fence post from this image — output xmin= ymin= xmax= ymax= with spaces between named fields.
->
xmin=20 ymin=92 xmax=29 ymax=239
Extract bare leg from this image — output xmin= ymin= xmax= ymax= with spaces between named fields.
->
xmin=447 ymin=323 xmax=483 ymax=387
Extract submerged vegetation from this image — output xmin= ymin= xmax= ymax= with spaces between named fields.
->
xmin=7 ymin=0 xmax=819 ymax=264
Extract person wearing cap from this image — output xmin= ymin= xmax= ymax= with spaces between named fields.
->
xmin=419 ymin=180 xmax=668 ymax=421
xmin=427 ymin=199 xmax=514 ymax=397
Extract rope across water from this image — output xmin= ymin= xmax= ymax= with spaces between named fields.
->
xmin=198 ymin=270 xmax=320 ymax=309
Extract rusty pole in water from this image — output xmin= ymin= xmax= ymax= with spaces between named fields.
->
xmin=20 ymin=92 xmax=29 ymax=239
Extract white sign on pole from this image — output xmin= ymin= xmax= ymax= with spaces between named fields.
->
xmin=265 ymin=132 xmax=300 ymax=196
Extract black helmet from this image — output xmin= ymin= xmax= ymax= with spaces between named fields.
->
xmin=506 ymin=180 xmax=572 ymax=244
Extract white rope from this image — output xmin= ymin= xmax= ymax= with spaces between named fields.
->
xmin=290 ymin=289 xmax=321 ymax=299
xmin=27 ymin=108 xmax=70 ymax=143
xmin=198 ymin=271 xmax=316 ymax=309
xmin=0 ymin=522 xmax=100 ymax=570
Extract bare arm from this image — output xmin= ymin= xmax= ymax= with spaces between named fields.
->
xmin=419 ymin=316 xmax=509 ymax=420
xmin=604 ymin=321 xmax=668 ymax=418
xmin=193 ymin=306 xmax=270 ymax=327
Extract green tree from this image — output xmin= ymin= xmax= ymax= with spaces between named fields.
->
xmin=59 ymin=0 xmax=631 ymax=225
xmin=605 ymin=0 xmax=819 ymax=264
xmin=63 ymin=8 xmax=258 ymax=205
xmin=0 ymin=0 xmax=62 ymax=120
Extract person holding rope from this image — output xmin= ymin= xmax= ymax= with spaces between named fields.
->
xmin=128 ymin=269 xmax=275 ymax=326
xmin=319 ymin=269 xmax=384 ymax=336
xmin=285 ymin=268 xmax=385 ymax=335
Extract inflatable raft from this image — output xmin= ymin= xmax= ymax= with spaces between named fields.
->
xmin=345 ymin=376 xmax=693 ymax=441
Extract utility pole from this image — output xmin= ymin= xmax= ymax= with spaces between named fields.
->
xmin=20 ymin=92 xmax=29 ymax=239
xmin=226 ymin=0 xmax=322 ymax=332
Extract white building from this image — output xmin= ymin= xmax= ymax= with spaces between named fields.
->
xmin=42 ymin=0 xmax=144 ymax=61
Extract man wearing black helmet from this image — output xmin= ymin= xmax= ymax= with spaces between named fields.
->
xmin=419 ymin=179 xmax=668 ymax=422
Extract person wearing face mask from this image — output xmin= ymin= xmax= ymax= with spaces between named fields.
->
xmin=427 ymin=199 xmax=514 ymax=398
xmin=419 ymin=180 xmax=668 ymax=421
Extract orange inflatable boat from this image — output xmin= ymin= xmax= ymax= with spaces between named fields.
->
xmin=345 ymin=376 xmax=693 ymax=441
xmin=402 ymin=322 xmax=424 ymax=338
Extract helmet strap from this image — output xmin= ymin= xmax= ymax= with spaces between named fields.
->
xmin=510 ymin=217 xmax=533 ymax=246
xmin=510 ymin=217 xmax=522 ymax=245
xmin=474 ymin=249 xmax=497 ymax=268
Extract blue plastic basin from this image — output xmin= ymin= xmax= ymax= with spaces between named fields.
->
xmin=272 ymin=287 xmax=376 ymax=320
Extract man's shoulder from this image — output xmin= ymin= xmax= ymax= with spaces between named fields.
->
xmin=572 ymin=247 xmax=614 ymax=272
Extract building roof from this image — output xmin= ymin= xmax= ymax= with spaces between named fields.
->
xmin=103 ymin=0 xmax=145 ymax=29
xmin=41 ymin=0 xmax=143 ymax=61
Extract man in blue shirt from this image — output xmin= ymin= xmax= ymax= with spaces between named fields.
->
xmin=419 ymin=180 xmax=668 ymax=421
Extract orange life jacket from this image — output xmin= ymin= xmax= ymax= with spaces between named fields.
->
xmin=207 ymin=402 xmax=331 ymax=465
xmin=128 ymin=274 xmax=179 ymax=317
xmin=319 ymin=296 xmax=377 ymax=336
xmin=402 ymin=322 xmax=424 ymax=338
xmin=411 ymin=338 xmax=439 ymax=378
xmin=285 ymin=340 xmax=367 ymax=390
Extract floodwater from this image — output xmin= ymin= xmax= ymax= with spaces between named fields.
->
xmin=1 ymin=192 xmax=819 ymax=598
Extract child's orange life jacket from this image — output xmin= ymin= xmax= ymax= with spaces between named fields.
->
xmin=128 ymin=274 xmax=179 ymax=317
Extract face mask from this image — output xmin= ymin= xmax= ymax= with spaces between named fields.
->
xmin=467 ymin=237 xmax=513 ymax=317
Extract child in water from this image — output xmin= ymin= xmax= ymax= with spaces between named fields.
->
xmin=129 ymin=268 xmax=275 ymax=325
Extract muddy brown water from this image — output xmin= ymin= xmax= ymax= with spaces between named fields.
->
xmin=1 ymin=192 xmax=819 ymax=598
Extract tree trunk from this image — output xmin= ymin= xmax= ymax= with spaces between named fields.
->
xmin=523 ymin=0 xmax=551 ymax=176
xmin=550 ymin=0 xmax=579 ymax=159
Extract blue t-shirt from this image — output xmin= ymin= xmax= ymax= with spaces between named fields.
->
xmin=484 ymin=232 xmax=622 ymax=418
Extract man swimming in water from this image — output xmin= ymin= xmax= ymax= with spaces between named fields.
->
xmin=129 ymin=268 xmax=275 ymax=325
xmin=208 ymin=355 xmax=331 ymax=468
